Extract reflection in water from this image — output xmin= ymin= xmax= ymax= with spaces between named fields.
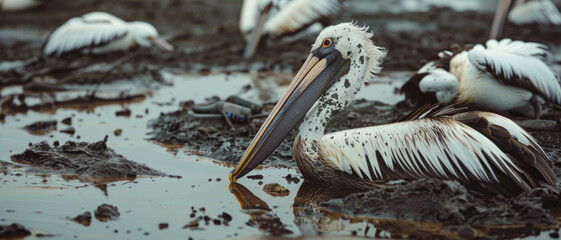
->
xmin=229 ymin=183 xmax=293 ymax=236
xmin=231 ymin=180 xmax=559 ymax=239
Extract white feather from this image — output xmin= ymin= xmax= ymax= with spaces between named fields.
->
xmin=43 ymin=12 xmax=130 ymax=56
xmin=467 ymin=39 xmax=561 ymax=104
xmin=318 ymin=118 xmax=524 ymax=184
xmin=263 ymin=0 xmax=342 ymax=37
xmin=419 ymin=68 xmax=458 ymax=104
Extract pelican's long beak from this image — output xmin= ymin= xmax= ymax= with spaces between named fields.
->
xmin=148 ymin=36 xmax=175 ymax=52
xmin=229 ymin=50 xmax=350 ymax=182
xmin=243 ymin=4 xmax=271 ymax=58
xmin=490 ymin=0 xmax=513 ymax=39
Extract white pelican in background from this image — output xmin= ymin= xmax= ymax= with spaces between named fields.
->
xmin=229 ymin=23 xmax=556 ymax=196
xmin=401 ymin=39 xmax=561 ymax=119
xmin=0 ymin=0 xmax=42 ymax=11
xmin=43 ymin=12 xmax=174 ymax=56
xmin=491 ymin=0 xmax=561 ymax=39
xmin=240 ymin=0 xmax=343 ymax=58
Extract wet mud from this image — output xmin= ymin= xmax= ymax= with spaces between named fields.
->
xmin=0 ymin=223 xmax=31 ymax=238
xmin=324 ymin=179 xmax=559 ymax=226
xmin=10 ymin=136 xmax=165 ymax=177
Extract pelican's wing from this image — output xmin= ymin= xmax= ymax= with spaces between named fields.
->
xmin=508 ymin=0 xmax=561 ymax=25
xmin=467 ymin=39 xmax=561 ymax=104
xmin=401 ymin=67 xmax=458 ymax=106
xmin=263 ymin=0 xmax=342 ymax=37
xmin=317 ymin=109 xmax=555 ymax=195
xmin=43 ymin=12 xmax=129 ymax=56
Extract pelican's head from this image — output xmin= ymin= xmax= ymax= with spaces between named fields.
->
xmin=130 ymin=21 xmax=174 ymax=52
xmin=230 ymin=22 xmax=386 ymax=182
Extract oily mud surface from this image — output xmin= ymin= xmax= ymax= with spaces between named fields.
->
xmin=148 ymin=100 xmax=411 ymax=166
xmin=323 ymin=179 xmax=561 ymax=237
xmin=10 ymin=136 xmax=165 ymax=177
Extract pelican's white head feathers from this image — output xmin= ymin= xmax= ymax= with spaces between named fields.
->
xmin=312 ymin=23 xmax=386 ymax=83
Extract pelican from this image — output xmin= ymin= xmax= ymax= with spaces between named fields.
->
xmin=240 ymin=0 xmax=343 ymax=58
xmin=42 ymin=12 xmax=174 ymax=56
xmin=491 ymin=0 xmax=561 ymax=39
xmin=401 ymin=39 xmax=561 ymax=119
xmin=0 ymin=0 xmax=42 ymax=11
xmin=229 ymin=22 xmax=556 ymax=196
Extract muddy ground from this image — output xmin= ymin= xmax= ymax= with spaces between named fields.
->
xmin=2 ymin=0 xmax=561 ymax=239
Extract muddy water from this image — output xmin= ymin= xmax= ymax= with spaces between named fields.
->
xmin=0 ymin=71 xmax=409 ymax=239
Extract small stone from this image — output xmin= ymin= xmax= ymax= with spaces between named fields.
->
xmin=115 ymin=109 xmax=131 ymax=117
xmin=94 ymin=204 xmax=120 ymax=222
xmin=158 ymin=223 xmax=168 ymax=230
xmin=62 ymin=117 xmax=72 ymax=125
xmin=69 ymin=212 xmax=91 ymax=226
xmin=220 ymin=212 xmax=232 ymax=222
xmin=263 ymin=183 xmax=290 ymax=197
xmin=515 ymin=120 xmax=557 ymax=131
xmin=114 ymin=129 xmax=122 ymax=136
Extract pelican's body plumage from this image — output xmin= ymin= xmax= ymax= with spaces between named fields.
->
xmin=43 ymin=12 xmax=173 ymax=56
xmin=240 ymin=0 xmax=342 ymax=58
xmin=401 ymin=39 xmax=561 ymax=118
xmin=230 ymin=23 xmax=557 ymax=196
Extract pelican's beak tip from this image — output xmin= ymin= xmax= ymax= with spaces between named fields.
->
xmin=229 ymin=172 xmax=237 ymax=183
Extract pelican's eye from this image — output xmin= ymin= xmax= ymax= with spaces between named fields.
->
xmin=322 ymin=38 xmax=332 ymax=48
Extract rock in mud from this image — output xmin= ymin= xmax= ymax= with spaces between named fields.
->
xmin=23 ymin=120 xmax=57 ymax=133
xmin=0 ymin=223 xmax=31 ymax=238
xmin=69 ymin=212 xmax=92 ymax=226
xmin=263 ymin=183 xmax=290 ymax=197
xmin=10 ymin=136 xmax=164 ymax=177
xmin=323 ymin=179 xmax=558 ymax=227
xmin=94 ymin=204 xmax=120 ymax=222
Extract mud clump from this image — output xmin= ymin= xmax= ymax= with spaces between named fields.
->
xmin=263 ymin=183 xmax=290 ymax=197
xmin=10 ymin=136 xmax=164 ymax=177
xmin=0 ymin=223 xmax=31 ymax=238
xmin=69 ymin=212 xmax=92 ymax=226
xmin=94 ymin=204 xmax=120 ymax=222
xmin=323 ymin=179 xmax=559 ymax=227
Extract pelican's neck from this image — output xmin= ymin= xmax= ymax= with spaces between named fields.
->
xmin=297 ymin=56 xmax=367 ymax=152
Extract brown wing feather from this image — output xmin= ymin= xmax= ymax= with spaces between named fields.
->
xmin=452 ymin=112 xmax=557 ymax=190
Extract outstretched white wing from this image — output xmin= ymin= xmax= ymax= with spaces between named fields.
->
xmin=264 ymin=0 xmax=341 ymax=37
xmin=509 ymin=0 xmax=561 ymax=25
xmin=467 ymin=39 xmax=561 ymax=104
xmin=317 ymin=110 xmax=555 ymax=195
xmin=43 ymin=12 xmax=129 ymax=56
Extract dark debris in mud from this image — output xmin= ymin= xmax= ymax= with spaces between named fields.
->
xmin=69 ymin=212 xmax=92 ymax=227
xmin=10 ymin=136 xmax=164 ymax=177
xmin=323 ymin=179 xmax=560 ymax=227
xmin=0 ymin=223 xmax=31 ymax=238
xmin=94 ymin=204 xmax=120 ymax=222
xmin=23 ymin=120 xmax=57 ymax=133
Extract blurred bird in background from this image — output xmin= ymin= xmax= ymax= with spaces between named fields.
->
xmin=490 ymin=0 xmax=561 ymax=39
xmin=43 ymin=11 xmax=174 ymax=56
xmin=240 ymin=0 xmax=343 ymax=58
